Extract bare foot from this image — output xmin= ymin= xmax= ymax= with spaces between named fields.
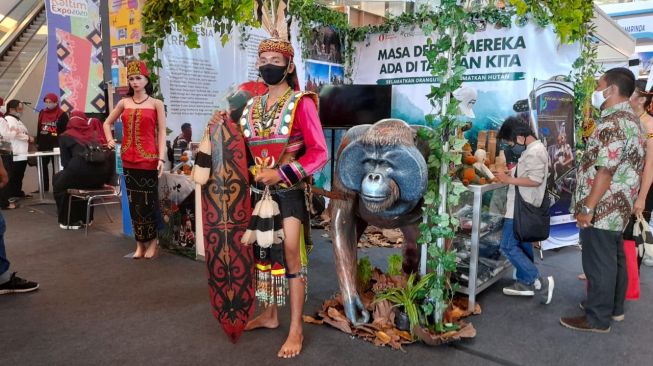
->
xmin=245 ymin=311 xmax=279 ymax=330
xmin=144 ymin=239 xmax=159 ymax=259
xmin=133 ymin=243 xmax=145 ymax=259
xmin=277 ymin=330 xmax=303 ymax=358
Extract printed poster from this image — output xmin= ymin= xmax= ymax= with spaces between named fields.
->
xmin=39 ymin=0 xmax=105 ymax=113
xmin=351 ymin=21 xmax=581 ymax=246
xmin=109 ymin=0 xmax=145 ymax=92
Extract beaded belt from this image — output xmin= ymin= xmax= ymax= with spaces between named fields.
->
xmin=250 ymin=183 xmax=304 ymax=195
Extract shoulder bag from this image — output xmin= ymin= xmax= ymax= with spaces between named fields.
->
xmin=513 ymin=165 xmax=551 ymax=242
xmin=81 ymin=126 xmax=110 ymax=164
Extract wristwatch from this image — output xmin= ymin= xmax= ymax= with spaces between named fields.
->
xmin=580 ymin=205 xmax=594 ymax=215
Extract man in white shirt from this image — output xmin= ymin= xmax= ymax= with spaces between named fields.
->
xmin=0 ymin=100 xmax=33 ymax=204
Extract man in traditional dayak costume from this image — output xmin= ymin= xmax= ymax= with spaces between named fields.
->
xmin=195 ymin=34 xmax=328 ymax=358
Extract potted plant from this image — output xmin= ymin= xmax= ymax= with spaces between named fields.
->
xmin=375 ymin=272 xmax=436 ymax=336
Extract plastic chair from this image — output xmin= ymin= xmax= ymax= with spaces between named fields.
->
xmin=66 ymin=183 xmax=122 ymax=236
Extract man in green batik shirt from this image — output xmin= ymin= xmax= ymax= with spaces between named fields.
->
xmin=561 ymin=68 xmax=644 ymax=333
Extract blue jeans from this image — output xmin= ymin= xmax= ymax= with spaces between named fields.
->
xmin=500 ymin=218 xmax=539 ymax=285
xmin=0 ymin=212 xmax=10 ymax=284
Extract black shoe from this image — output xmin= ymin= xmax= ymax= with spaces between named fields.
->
xmin=0 ymin=272 xmax=39 ymax=294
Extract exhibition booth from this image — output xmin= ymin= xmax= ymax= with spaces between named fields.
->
xmin=35 ymin=0 xmax=641 ymax=346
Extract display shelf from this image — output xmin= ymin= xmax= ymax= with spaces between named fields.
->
xmin=457 ymin=259 xmax=512 ymax=296
xmin=452 ymin=182 xmax=512 ymax=312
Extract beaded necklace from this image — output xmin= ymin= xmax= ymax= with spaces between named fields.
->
xmin=254 ymin=87 xmax=292 ymax=136
xmin=132 ymin=95 xmax=150 ymax=105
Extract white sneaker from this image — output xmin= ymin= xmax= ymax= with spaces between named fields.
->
xmin=59 ymin=224 xmax=81 ymax=230
xmin=503 ymin=282 xmax=535 ymax=296
xmin=537 ymin=276 xmax=554 ymax=305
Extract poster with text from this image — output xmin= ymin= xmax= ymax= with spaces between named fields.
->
xmin=351 ymin=21 xmax=580 ymax=246
xmin=109 ymin=0 xmax=145 ymax=95
xmin=159 ymin=22 xmax=247 ymax=142
xmin=351 ymin=21 xmax=579 ymax=138
xmin=158 ymin=22 xmax=306 ymax=143
xmin=39 ymin=0 xmax=105 ymax=113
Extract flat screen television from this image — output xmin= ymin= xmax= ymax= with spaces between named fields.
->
xmin=318 ymin=84 xmax=392 ymax=128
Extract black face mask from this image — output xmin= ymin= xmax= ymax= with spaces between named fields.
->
xmin=259 ymin=64 xmax=288 ymax=85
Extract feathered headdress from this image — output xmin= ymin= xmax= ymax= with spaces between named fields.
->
xmin=256 ymin=0 xmax=289 ymax=41
xmin=255 ymin=1 xmax=294 ymax=58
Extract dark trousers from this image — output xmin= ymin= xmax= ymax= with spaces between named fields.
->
xmin=53 ymin=168 xmax=107 ymax=225
xmin=0 ymin=155 xmax=12 ymax=208
xmin=8 ymin=160 xmax=27 ymax=198
xmin=0 ymin=212 xmax=9 ymax=283
xmin=580 ymin=227 xmax=627 ymax=328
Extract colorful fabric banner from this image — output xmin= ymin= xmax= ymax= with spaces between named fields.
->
xmin=39 ymin=0 xmax=105 ymax=114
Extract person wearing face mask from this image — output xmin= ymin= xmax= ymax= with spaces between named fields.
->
xmin=103 ymin=60 xmax=167 ymax=259
xmin=560 ymin=68 xmax=645 ymax=333
xmin=35 ymin=93 xmax=69 ymax=193
xmin=207 ymin=38 xmax=328 ymax=358
xmin=627 ymin=81 xmax=653 ymax=267
xmin=494 ymin=116 xmax=554 ymax=304
xmin=0 ymin=100 xmax=34 ymax=206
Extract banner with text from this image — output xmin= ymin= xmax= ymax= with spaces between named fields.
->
xmin=159 ymin=22 xmax=246 ymax=142
xmin=351 ymin=21 xmax=579 ymax=131
xmin=39 ymin=0 xmax=105 ymax=113
xmin=351 ymin=21 xmax=580 ymax=245
xmin=159 ymin=22 xmax=304 ymax=142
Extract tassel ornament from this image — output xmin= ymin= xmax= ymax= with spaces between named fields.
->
xmin=241 ymin=186 xmax=284 ymax=248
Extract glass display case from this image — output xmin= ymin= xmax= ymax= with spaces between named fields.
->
xmin=451 ymin=183 xmax=513 ymax=312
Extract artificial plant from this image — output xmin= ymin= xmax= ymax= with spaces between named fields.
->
xmin=140 ymin=0 xmax=259 ymax=93
xmin=375 ymin=272 xmax=436 ymax=335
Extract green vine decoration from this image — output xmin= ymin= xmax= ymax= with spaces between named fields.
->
xmin=417 ymin=0 xmax=472 ymax=332
xmin=571 ymin=29 xmax=601 ymax=149
xmin=140 ymin=0 xmax=259 ymax=94
xmin=508 ymin=0 xmax=594 ymax=44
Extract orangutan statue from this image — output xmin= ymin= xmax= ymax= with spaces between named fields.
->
xmin=330 ymin=119 xmax=429 ymax=325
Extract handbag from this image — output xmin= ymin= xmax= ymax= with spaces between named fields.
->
xmin=629 ymin=213 xmax=653 ymax=265
xmin=82 ymin=144 xmax=110 ymax=163
xmin=513 ymin=166 xmax=551 ymax=242
xmin=80 ymin=128 xmax=110 ymax=164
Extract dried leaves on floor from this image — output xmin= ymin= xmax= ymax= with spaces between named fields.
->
xmin=304 ymin=268 xmax=480 ymax=350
